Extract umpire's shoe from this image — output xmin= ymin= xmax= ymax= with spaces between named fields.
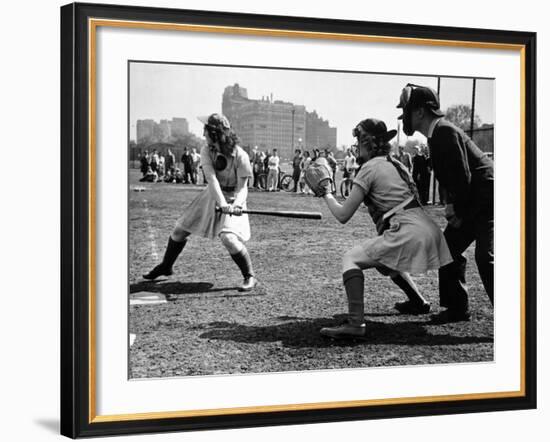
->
xmin=240 ymin=276 xmax=257 ymax=292
xmin=142 ymin=264 xmax=173 ymax=280
xmin=320 ymin=322 xmax=367 ymax=339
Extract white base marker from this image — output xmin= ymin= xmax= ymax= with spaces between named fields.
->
xmin=130 ymin=292 xmax=168 ymax=305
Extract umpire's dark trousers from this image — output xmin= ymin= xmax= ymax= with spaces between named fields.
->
xmin=439 ymin=199 xmax=494 ymax=312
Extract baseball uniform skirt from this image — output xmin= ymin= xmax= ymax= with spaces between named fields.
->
xmin=174 ymin=188 xmax=251 ymax=242
xmin=362 ymin=207 xmax=452 ymax=274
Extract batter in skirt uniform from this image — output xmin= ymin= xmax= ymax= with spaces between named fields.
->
xmin=143 ymin=113 xmax=257 ymax=291
xmin=312 ymin=118 xmax=452 ymax=339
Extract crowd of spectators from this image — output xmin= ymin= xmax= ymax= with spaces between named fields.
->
xmin=138 ymin=143 xmax=434 ymax=203
xmin=138 ymin=148 xmax=204 ymax=184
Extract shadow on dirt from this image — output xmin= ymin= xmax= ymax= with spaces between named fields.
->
xmin=130 ymin=280 xmax=270 ymax=298
xmin=197 ymin=317 xmax=493 ymax=349
xmin=130 ymin=281 xmax=217 ymax=295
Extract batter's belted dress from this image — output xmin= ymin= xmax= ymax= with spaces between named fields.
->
xmin=175 ymin=144 xmax=253 ymax=242
xmin=353 ymin=156 xmax=452 ymax=274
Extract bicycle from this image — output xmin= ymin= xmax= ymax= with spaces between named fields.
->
xmin=257 ymin=170 xmax=295 ymax=192
xmin=339 ymin=177 xmax=354 ymax=199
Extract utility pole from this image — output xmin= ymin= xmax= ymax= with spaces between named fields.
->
xmin=470 ymin=78 xmax=477 ymax=137
xmin=291 ymin=108 xmax=295 ymax=156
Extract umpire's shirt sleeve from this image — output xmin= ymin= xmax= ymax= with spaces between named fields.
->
xmin=429 ymin=123 xmax=471 ymax=218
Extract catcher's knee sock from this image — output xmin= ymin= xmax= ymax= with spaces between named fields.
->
xmin=230 ymin=248 xmax=254 ymax=278
xmin=343 ymin=269 xmax=365 ymax=326
xmin=391 ymin=274 xmax=427 ymax=305
xmin=160 ymin=236 xmax=186 ymax=270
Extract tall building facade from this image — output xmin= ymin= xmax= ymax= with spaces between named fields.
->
xmin=136 ymin=117 xmax=189 ymax=143
xmin=305 ymin=111 xmax=337 ymax=151
xmin=170 ymin=118 xmax=189 ymax=138
xmin=222 ymin=83 xmax=335 ymax=160
xmin=136 ymin=119 xmax=156 ymax=142
xmin=158 ymin=119 xmax=172 ymax=140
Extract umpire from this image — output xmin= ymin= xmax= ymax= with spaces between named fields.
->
xmin=397 ymin=84 xmax=494 ymax=322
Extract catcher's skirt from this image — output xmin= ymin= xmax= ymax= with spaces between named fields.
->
xmin=175 ymin=188 xmax=251 ymax=242
xmin=362 ymin=207 xmax=452 ymax=274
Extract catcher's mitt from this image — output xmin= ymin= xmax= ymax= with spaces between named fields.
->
xmin=304 ymin=158 xmax=334 ymax=197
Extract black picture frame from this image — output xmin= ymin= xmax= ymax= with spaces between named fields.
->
xmin=61 ymin=2 xmax=537 ymax=438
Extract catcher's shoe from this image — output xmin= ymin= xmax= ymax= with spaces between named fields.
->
xmin=142 ymin=264 xmax=173 ymax=280
xmin=320 ymin=322 xmax=367 ymax=340
xmin=394 ymin=300 xmax=431 ymax=315
xmin=240 ymin=276 xmax=257 ymax=292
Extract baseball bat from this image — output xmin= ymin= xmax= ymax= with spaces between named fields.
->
xmin=215 ymin=208 xmax=322 ymax=219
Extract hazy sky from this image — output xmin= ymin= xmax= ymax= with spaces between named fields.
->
xmin=129 ymin=62 xmax=494 ymax=146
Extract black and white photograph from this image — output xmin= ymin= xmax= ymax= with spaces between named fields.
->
xmin=52 ymin=1 xmax=537 ymax=439
xmin=128 ymin=62 xmax=495 ymax=378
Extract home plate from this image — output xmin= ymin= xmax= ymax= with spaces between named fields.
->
xmin=130 ymin=334 xmax=137 ymax=347
xmin=130 ymin=292 xmax=168 ymax=305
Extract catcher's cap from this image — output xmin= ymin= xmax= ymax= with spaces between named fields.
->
xmin=198 ymin=113 xmax=231 ymax=130
xmin=353 ymin=118 xmax=397 ymax=143
xmin=396 ymin=84 xmax=445 ymax=119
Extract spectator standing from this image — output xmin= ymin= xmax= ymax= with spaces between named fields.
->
xmin=267 ymin=148 xmax=280 ymax=191
xmin=396 ymin=145 xmax=413 ymax=172
xmin=140 ymin=150 xmax=149 ymax=176
xmin=150 ymin=150 xmax=159 ymax=173
xmin=312 ymin=148 xmax=320 ymax=162
xmin=291 ymin=149 xmax=303 ymax=192
xmin=255 ymin=151 xmax=266 ymax=188
xmin=250 ymin=146 xmax=260 ymax=188
xmin=158 ymin=153 xmax=165 ymax=177
xmin=166 ymin=149 xmax=175 ymax=174
xmin=191 ymin=147 xmax=201 ymax=184
xmin=300 ymin=151 xmax=313 ymax=194
xmin=343 ymin=148 xmax=357 ymax=195
xmin=326 ymin=151 xmax=337 ymax=178
xmin=181 ymin=147 xmax=193 ymax=184
xmin=263 ymin=150 xmax=271 ymax=175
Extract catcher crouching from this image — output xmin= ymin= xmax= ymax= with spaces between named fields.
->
xmin=143 ymin=113 xmax=257 ymax=291
xmin=305 ymin=118 xmax=452 ymax=339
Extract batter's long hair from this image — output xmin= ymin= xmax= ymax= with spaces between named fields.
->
xmin=206 ymin=125 xmax=240 ymax=155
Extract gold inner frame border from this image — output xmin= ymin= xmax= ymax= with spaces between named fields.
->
xmin=87 ymin=17 xmax=527 ymax=424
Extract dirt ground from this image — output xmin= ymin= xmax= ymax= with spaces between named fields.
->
xmin=128 ymin=169 xmax=493 ymax=379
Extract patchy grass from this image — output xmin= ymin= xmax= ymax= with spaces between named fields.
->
xmin=129 ymin=169 xmax=493 ymax=379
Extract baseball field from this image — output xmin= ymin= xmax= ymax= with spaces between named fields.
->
xmin=129 ymin=169 xmax=493 ymax=379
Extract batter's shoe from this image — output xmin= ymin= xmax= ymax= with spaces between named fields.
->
xmin=142 ymin=237 xmax=186 ymax=280
xmin=320 ymin=322 xmax=367 ymax=340
xmin=394 ymin=300 xmax=431 ymax=315
xmin=239 ymin=276 xmax=257 ymax=292
xmin=142 ymin=264 xmax=173 ymax=280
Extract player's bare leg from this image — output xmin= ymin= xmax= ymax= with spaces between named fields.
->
xmin=142 ymin=228 xmax=190 ymax=280
xmin=390 ymin=272 xmax=431 ymax=314
xmin=220 ymin=232 xmax=257 ymax=291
